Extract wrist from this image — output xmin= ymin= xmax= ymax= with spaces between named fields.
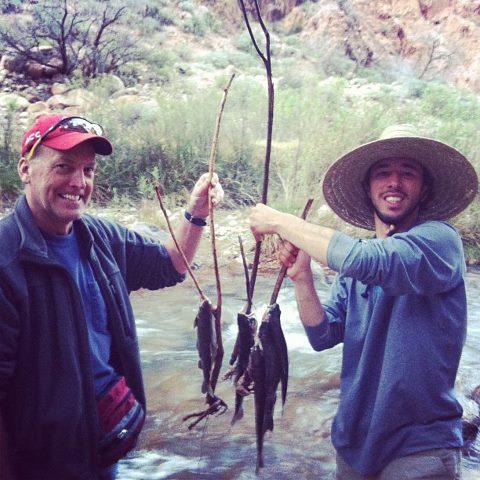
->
xmin=184 ymin=210 xmax=207 ymax=227
xmin=186 ymin=202 xmax=209 ymax=219
xmin=275 ymin=211 xmax=295 ymax=237
xmin=290 ymin=267 xmax=314 ymax=284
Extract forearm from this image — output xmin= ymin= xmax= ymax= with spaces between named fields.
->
xmin=165 ymin=215 xmax=205 ymax=274
xmin=293 ymin=270 xmax=343 ymax=351
xmin=275 ymin=214 xmax=336 ymax=266
xmin=293 ymin=270 xmax=326 ymax=327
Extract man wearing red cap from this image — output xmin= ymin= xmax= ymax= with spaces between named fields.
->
xmin=0 ymin=114 xmax=223 ymax=480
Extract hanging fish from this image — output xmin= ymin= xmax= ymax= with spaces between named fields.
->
xmin=230 ymin=311 xmax=257 ymax=424
xmin=224 ymin=236 xmax=258 ymax=424
xmin=195 ymin=299 xmax=217 ymax=397
xmin=258 ymin=320 xmax=280 ymax=435
xmin=251 ymin=344 xmax=266 ymax=474
xmin=250 ymin=305 xmax=288 ymax=472
xmin=183 ymin=299 xmax=227 ymax=430
xmin=155 ymin=186 xmax=227 ymax=430
xmin=252 ymin=199 xmax=314 ymax=472
xmin=264 ymin=303 xmax=288 ymax=407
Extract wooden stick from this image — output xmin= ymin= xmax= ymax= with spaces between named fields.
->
xmin=154 ymin=186 xmax=207 ymax=302
xmin=238 ymin=235 xmax=252 ymax=309
xmin=208 ymin=73 xmax=235 ymax=315
xmin=238 ymin=0 xmax=267 ymax=64
xmin=238 ymin=0 xmax=274 ymax=313
xmin=269 ymin=199 xmax=314 ymax=305
xmin=208 ymin=74 xmax=235 ymax=393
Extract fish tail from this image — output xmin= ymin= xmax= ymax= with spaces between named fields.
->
xmin=255 ymin=451 xmax=264 ymax=474
xmin=231 ymin=394 xmax=244 ymax=425
xmin=281 ymin=378 xmax=288 ymax=407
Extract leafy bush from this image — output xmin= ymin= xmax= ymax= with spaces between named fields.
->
xmin=0 ymin=105 xmax=21 ymax=199
xmin=182 ymin=15 xmax=207 ymax=37
xmin=143 ymin=4 xmax=176 ymax=25
xmin=200 ymin=50 xmax=255 ymax=70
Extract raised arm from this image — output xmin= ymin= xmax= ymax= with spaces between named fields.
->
xmin=165 ymin=172 xmax=223 ymax=274
xmin=249 ymin=203 xmax=336 ymax=266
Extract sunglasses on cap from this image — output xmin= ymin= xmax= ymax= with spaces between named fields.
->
xmin=26 ymin=116 xmax=105 ymax=160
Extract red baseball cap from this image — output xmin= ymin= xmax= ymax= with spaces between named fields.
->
xmin=21 ymin=114 xmax=113 ymax=157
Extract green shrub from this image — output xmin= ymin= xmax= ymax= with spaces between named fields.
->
xmin=0 ymin=104 xmax=22 ymax=198
xmin=78 ymin=71 xmax=479 ymax=233
xmin=182 ymin=14 xmax=207 ymax=37
xmin=143 ymin=5 xmax=176 ymax=25
xmin=201 ymin=50 xmax=255 ymax=70
xmin=179 ymin=1 xmax=195 ymax=14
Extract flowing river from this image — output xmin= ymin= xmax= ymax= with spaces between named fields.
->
xmin=116 ymin=265 xmax=480 ymax=480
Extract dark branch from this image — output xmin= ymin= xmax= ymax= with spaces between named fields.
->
xmin=238 ymin=0 xmax=267 ymax=65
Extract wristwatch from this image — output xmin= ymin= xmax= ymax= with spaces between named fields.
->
xmin=184 ymin=210 xmax=207 ymax=226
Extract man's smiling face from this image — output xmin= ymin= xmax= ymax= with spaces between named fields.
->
xmin=368 ymin=157 xmax=427 ymax=230
xmin=19 ymin=143 xmax=96 ymax=235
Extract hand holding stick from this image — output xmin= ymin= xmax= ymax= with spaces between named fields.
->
xmin=269 ymin=199 xmax=314 ymax=305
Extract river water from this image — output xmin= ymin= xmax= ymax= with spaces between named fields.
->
xmin=116 ymin=266 xmax=480 ymax=480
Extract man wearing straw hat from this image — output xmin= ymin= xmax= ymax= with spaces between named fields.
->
xmin=0 ymin=114 xmax=223 ymax=480
xmin=249 ymin=124 xmax=478 ymax=479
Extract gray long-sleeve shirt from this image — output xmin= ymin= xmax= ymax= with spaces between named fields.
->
xmin=305 ymin=221 xmax=466 ymax=475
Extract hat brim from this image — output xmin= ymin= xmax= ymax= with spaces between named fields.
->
xmin=322 ymin=136 xmax=478 ymax=230
xmin=42 ymin=132 xmax=113 ymax=156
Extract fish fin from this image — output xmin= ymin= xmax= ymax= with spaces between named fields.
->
xmin=263 ymin=416 xmax=274 ymax=433
xmin=281 ymin=376 xmax=288 ymax=407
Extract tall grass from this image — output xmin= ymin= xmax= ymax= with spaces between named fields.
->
xmin=2 ymin=75 xmax=479 ymax=231
xmin=88 ymin=75 xmax=480 ymax=226
xmin=92 ymin=76 xmax=478 ymax=206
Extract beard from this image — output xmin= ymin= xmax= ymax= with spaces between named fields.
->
xmin=372 ymin=198 xmax=422 ymax=226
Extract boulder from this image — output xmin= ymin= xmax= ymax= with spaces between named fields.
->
xmin=25 ymin=61 xmax=59 ymax=80
xmin=0 ymin=93 xmax=30 ymax=111
xmin=30 ymin=45 xmax=55 ymax=61
xmin=100 ymin=74 xmax=125 ymax=95
xmin=1 ymin=54 xmax=26 ymax=74
xmin=110 ymin=87 xmax=140 ymax=99
xmin=51 ymin=82 xmax=69 ymax=96
xmin=26 ymin=101 xmax=49 ymax=115
xmin=110 ymin=94 xmax=159 ymax=110
xmin=46 ymin=89 xmax=95 ymax=110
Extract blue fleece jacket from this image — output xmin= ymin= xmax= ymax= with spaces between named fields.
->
xmin=304 ymin=221 xmax=466 ymax=475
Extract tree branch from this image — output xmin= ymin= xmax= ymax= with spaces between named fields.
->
xmin=207 ymin=73 xmax=235 ymax=393
xmin=238 ymin=0 xmax=275 ymax=313
xmin=238 ymin=0 xmax=267 ymax=64
xmin=238 ymin=235 xmax=252 ymax=309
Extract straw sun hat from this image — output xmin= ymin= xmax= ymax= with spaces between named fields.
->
xmin=322 ymin=124 xmax=479 ymax=230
